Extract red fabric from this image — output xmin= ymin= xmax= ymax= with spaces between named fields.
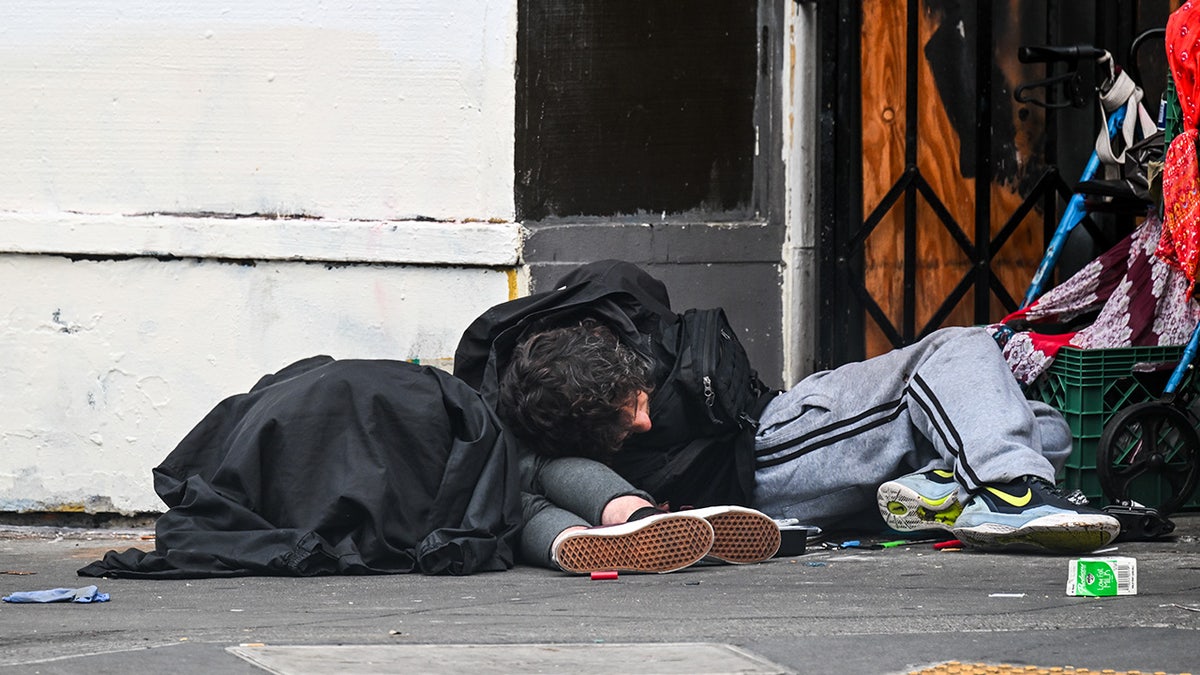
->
xmin=1159 ymin=128 xmax=1200 ymax=290
xmin=1160 ymin=2 xmax=1200 ymax=292
xmin=1168 ymin=2 xmax=1200 ymax=130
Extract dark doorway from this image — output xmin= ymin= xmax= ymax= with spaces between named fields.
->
xmin=515 ymin=0 xmax=787 ymax=386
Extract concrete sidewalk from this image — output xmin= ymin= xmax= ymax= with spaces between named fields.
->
xmin=1 ymin=516 xmax=1198 ymax=675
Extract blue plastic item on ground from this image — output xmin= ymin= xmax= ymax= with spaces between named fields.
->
xmin=2 ymin=585 xmax=110 ymax=603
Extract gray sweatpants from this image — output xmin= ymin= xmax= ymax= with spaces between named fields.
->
xmin=753 ymin=326 xmax=1071 ymax=528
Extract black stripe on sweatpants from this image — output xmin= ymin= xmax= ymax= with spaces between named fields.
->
xmin=907 ymin=373 xmax=984 ymax=488
xmin=754 ymin=398 xmax=903 ymax=459
xmin=754 ymin=400 xmax=908 ymax=469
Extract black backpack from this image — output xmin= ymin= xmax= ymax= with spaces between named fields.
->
xmin=614 ymin=307 xmax=775 ymax=508
xmin=669 ymin=307 xmax=772 ymax=433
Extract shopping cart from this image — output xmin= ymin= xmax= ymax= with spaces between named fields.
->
xmin=1014 ymin=31 xmax=1200 ymax=520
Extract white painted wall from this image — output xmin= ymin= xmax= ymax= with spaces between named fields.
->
xmin=782 ymin=1 xmax=819 ymax=386
xmin=0 ymin=1 xmax=521 ymax=514
xmin=0 ymin=0 xmax=516 ymax=219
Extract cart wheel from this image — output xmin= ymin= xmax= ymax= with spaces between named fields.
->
xmin=1097 ymin=401 xmax=1200 ymax=515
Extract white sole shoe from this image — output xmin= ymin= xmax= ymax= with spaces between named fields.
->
xmin=551 ymin=513 xmax=714 ymax=574
xmin=682 ymin=505 xmax=781 ymax=564
xmin=952 ymin=513 xmax=1121 ymax=553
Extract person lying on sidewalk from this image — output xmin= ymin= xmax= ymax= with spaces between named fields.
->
xmin=455 ymin=260 xmax=1122 ymax=556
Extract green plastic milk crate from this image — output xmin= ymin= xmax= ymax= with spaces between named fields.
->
xmin=1026 ymin=345 xmax=1200 ymax=511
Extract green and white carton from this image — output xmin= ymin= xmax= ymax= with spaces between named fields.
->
xmin=1066 ymin=557 xmax=1137 ymax=597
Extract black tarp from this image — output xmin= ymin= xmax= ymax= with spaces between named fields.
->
xmin=79 ymin=356 xmax=521 ymax=579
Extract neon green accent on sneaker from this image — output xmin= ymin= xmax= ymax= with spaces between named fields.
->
xmin=984 ymin=485 xmax=1033 ymax=508
xmin=924 ymin=502 xmax=963 ymax=525
xmin=918 ymin=493 xmax=954 ymax=508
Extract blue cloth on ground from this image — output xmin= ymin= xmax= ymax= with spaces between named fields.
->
xmin=2 ymin=585 xmax=110 ymax=603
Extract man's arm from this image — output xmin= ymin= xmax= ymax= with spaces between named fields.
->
xmin=521 ymin=452 xmax=657 ymax=524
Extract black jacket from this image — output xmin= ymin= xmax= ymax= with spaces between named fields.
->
xmin=79 ymin=356 xmax=521 ymax=579
xmin=454 ymin=260 xmax=772 ymax=509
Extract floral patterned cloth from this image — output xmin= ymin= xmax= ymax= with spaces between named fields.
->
xmin=990 ymin=214 xmax=1200 ymax=385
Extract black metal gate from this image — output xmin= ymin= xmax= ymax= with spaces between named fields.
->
xmin=814 ymin=0 xmax=1170 ymax=369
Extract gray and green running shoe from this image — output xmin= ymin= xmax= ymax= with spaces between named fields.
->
xmin=951 ymin=477 xmax=1121 ymax=554
xmin=877 ymin=469 xmax=963 ymax=534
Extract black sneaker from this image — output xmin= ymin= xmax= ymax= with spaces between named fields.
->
xmin=951 ymin=477 xmax=1121 ymax=553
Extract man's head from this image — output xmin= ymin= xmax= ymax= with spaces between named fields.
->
xmin=498 ymin=319 xmax=653 ymax=462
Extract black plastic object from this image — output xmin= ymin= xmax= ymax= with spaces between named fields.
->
xmin=772 ymin=520 xmax=817 ymax=558
xmin=1018 ymin=44 xmax=1106 ymax=64
xmin=1104 ymin=503 xmax=1176 ymax=542
xmin=1014 ymin=43 xmax=1107 ymax=109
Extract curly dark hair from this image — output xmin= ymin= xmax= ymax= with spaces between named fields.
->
xmin=498 ymin=319 xmax=653 ymax=462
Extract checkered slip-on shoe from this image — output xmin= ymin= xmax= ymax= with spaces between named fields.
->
xmin=683 ymin=505 xmax=782 ymax=564
xmin=550 ymin=512 xmax=714 ymax=574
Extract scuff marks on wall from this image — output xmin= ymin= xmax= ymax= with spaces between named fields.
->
xmin=132 ymin=210 xmax=323 ymax=220
xmin=51 ymin=309 xmax=79 ymax=334
xmin=135 ymin=375 xmax=172 ymax=410
xmin=0 ymin=493 xmax=124 ymax=516
xmin=47 ymin=308 xmax=99 ymax=335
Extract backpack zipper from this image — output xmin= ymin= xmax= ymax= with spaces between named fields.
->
xmin=697 ymin=310 xmax=723 ymax=425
